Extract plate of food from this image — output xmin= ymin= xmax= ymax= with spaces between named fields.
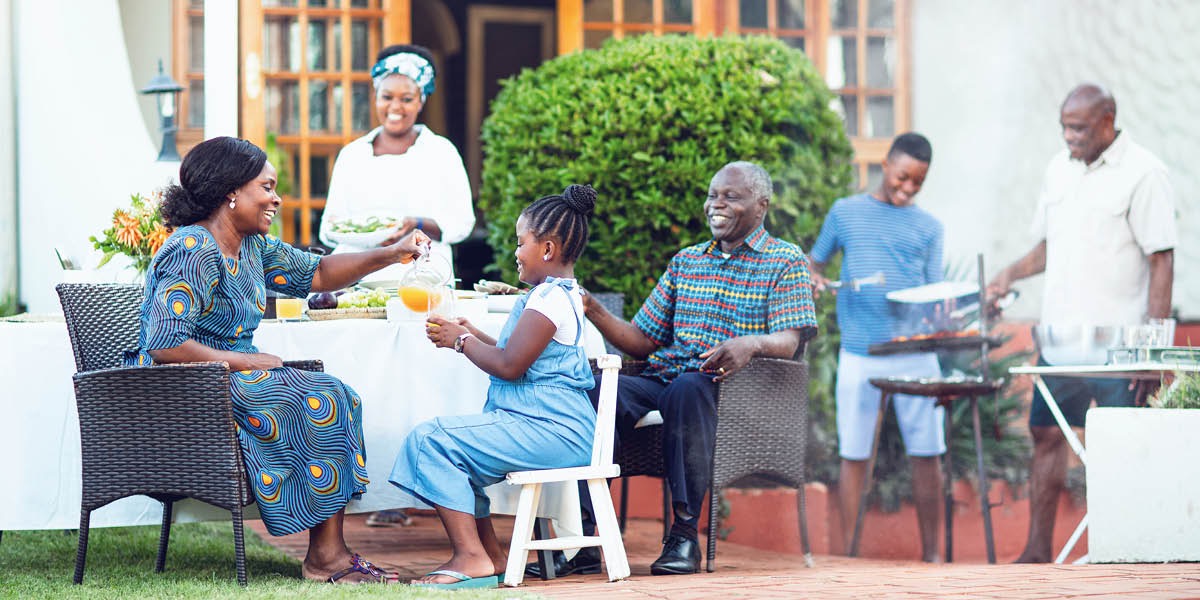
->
xmin=326 ymin=216 xmax=400 ymax=248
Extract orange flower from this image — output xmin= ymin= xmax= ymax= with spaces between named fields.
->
xmin=115 ymin=221 xmax=143 ymax=247
xmin=113 ymin=210 xmax=139 ymax=231
xmin=146 ymin=225 xmax=170 ymax=255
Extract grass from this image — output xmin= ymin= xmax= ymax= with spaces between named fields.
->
xmin=0 ymin=523 xmax=511 ymax=599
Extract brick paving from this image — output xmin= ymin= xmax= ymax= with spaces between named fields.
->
xmin=250 ymin=513 xmax=1200 ymax=598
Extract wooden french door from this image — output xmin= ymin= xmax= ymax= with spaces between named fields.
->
xmin=239 ymin=0 xmax=411 ymax=247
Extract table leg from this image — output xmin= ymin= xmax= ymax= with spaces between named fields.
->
xmin=943 ymin=399 xmax=954 ymax=563
xmin=849 ymin=391 xmax=891 ymax=557
xmin=1056 ymin=514 xmax=1089 ymax=564
xmin=970 ymin=396 xmax=996 ymax=564
xmin=1032 ymin=375 xmax=1089 ymax=564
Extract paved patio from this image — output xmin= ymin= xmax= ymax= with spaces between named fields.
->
xmin=250 ymin=512 xmax=1200 ymax=598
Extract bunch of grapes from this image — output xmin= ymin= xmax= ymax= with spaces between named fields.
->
xmin=336 ymin=288 xmax=390 ymax=308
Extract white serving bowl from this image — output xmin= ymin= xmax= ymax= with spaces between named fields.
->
xmin=327 ymin=226 xmax=398 ymax=249
xmin=1034 ymin=324 xmax=1125 ymax=366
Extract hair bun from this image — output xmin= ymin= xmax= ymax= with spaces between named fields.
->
xmin=561 ymin=184 xmax=596 ymax=217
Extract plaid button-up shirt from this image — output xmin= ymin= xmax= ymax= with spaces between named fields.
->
xmin=632 ymin=225 xmax=818 ymax=382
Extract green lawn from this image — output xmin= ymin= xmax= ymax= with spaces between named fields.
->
xmin=0 ymin=523 xmax=515 ymax=599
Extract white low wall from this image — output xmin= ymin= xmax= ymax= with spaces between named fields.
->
xmin=1087 ymin=407 xmax=1200 ymax=562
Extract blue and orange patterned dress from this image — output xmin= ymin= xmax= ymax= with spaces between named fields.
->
xmin=125 ymin=225 xmax=369 ymax=536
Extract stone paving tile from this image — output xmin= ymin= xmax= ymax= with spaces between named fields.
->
xmin=248 ymin=514 xmax=1200 ymax=598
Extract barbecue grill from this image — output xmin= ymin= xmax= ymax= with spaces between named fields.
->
xmin=848 ymin=254 xmax=1002 ymax=564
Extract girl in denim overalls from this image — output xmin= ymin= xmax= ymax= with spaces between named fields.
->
xmin=390 ymin=184 xmax=599 ymax=588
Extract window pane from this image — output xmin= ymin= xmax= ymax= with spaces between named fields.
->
xmin=824 ymin=35 xmax=857 ymax=88
xmin=351 ymin=0 xmax=372 ymax=8
xmin=309 ymin=79 xmax=329 ymax=133
xmin=781 ymin=36 xmax=805 ymax=53
xmin=830 ymin=0 xmax=857 ymax=29
xmin=664 ymin=0 xmax=692 ymax=24
xmin=333 ymin=21 xmax=342 ymax=72
xmin=835 ymin=94 xmax=858 ymax=136
xmin=778 ymin=0 xmax=805 ymax=30
xmin=866 ymin=36 xmax=895 ymax=88
xmin=333 ymin=82 xmax=344 ymax=132
xmin=188 ymin=16 xmax=204 ymax=71
xmin=739 ymin=0 xmax=767 ymax=28
xmin=187 ymin=80 xmax=205 ymax=129
xmin=625 ymin=0 xmax=652 ymax=23
xmin=309 ymin=0 xmax=328 ymax=6
xmin=351 ymin=20 xmax=370 ymax=71
xmin=584 ymin=0 xmax=613 ymax=22
xmin=868 ymin=0 xmax=894 ymax=28
xmin=264 ymin=16 xmax=300 ymax=72
xmin=310 ymin=153 xmax=332 ymax=197
xmin=308 ymin=20 xmax=328 ymax=71
xmin=584 ymin=29 xmax=613 ymax=49
xmin=866 ymin=163 xmax=883 ymax=191
xmin=265 ymin=80 xmax=300 ymax=135
xmin=188 ymin=0 xmax=203 ymax=8
xmin=352 ymin=82 xmax=371 ymax=131
xmin=866 ymin=95 xmax=894 ymax=137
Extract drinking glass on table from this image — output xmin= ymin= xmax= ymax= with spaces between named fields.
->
xmin=275 ymin=296 xmax=305 ymax=321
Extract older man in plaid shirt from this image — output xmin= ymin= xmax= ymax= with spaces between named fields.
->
xmin=561 ymin=161 xmax=819 ymax=577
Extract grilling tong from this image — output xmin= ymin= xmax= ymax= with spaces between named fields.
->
xmin=825 ymin=272 xmax=886 ymax=292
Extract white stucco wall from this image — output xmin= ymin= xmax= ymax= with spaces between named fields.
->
xmin=0 ymin=0 xmax=16 ymax=308
xmin=119 ymin=0 xmax=172 ymax=144
xmin=15 ymin=0 xmax=175 ymax=313
xmin=912 ymin=0 xmax=1199 ymax=320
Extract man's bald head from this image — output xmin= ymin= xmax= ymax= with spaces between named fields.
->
xmin=1063 ymin=83 xmax=1116 ymax=119
xmin=1060 ymin=83 xmax=1118 ymax=165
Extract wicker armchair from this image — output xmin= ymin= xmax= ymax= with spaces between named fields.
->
xmin=608 ymin=356 xmax=813 ymax=572
xmin=56 ymin=283 xmax=322 ymax=586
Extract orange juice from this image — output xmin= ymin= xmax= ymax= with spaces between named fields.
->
xmin=276 ymin=297 xmax=304 ymax=320
xmin=399 ymin=286 xmax=442 ymax=313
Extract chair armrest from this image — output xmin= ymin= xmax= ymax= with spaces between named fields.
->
xmin=72 ymin=362 xmax=239 ymax=464
xmin=283 ymin=359 xmax=324 ymax=372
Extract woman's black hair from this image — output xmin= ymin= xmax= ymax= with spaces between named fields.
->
xmin=376 ymin=43 xmax=436 ymax=74
xmin=522 ymin=184 xmax=597 ymax=264
xmin=159 ymin=136 xmax=267 ymax=228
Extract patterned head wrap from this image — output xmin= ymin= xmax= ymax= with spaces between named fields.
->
xmin=370 ymin=52 xmax=436 ymax=101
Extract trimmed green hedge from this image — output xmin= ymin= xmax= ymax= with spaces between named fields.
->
xmin=479 ymin=34 xmax=854 ymax=309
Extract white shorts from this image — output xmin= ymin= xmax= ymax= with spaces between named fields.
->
xmin=836 ymin=349 xmax=945 ymax=461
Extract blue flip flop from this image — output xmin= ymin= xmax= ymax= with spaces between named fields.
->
xmin=412 ymin=569 xmax=499 ymax=589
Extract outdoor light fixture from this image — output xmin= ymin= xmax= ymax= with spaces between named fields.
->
xmin=140 ymin=59 xmax=185 ymax=162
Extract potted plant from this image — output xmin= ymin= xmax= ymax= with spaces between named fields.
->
xmin=1087 ymin=370 xmax=1200 ymax=562
xmin=89 ymin=192 xmax=171 ymax=280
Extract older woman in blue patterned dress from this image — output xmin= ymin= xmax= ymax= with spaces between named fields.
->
xmin=125 ymin=136 xmax=428 ymax=584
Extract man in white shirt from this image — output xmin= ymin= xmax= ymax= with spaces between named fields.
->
xmin=988 ymin=83 xmax=1177 ymax=563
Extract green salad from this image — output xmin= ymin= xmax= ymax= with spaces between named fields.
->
xmin=332 ymin=216 xmax=398 ymax=233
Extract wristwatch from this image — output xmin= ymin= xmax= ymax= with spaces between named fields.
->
xmin=454 ymin=332 xmax=475 ymax=353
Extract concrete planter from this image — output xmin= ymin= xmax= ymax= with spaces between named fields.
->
xmin=1087 ymin=407 xmax=1200 ymax=562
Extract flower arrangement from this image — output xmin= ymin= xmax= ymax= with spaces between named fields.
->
xmin=90 ymin=192 xmax=171 ymax=274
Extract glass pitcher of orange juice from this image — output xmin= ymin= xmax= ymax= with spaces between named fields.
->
xmin=397 ymin=254 xmax=454 ymax=318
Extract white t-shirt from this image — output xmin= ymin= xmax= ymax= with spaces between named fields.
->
xmin=1030 ymin=132 xmax=1177 ymax=326
xmin=318 ymin=125 xmax=475 ymax=281
xmin=523 ymin=280 xmax=586 ymax=346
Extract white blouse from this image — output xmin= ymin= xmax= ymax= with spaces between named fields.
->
xmin=319 ymin=125 xmax=475 ymax=282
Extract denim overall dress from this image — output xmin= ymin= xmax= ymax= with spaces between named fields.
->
xmin=389 ymin=277 xmax=596 ymax=516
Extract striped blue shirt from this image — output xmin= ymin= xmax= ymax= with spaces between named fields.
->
xmin=632 ymin=225 xmax=818 ymax=382
xmin=810 ymin=193 xmax=943 ymax=355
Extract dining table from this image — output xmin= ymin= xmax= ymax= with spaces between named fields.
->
xmin=0 ymin=309 xmax=608 ymax=538
xmin=1008 ymin=361 xmax=1200 ymax=564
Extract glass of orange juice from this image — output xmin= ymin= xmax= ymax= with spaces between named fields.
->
xmin=276 ymin=297 xmax=305 ymax=321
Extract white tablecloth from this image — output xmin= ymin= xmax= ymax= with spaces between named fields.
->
xmin=0 ymin=313 xmax=607 ymax=535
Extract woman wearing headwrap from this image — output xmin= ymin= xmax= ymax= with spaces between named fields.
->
xmin=318 ymin=44 xmax=474 ymax=284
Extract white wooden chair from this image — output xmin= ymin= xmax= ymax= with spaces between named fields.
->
xmin=502 ymin=353 xmax=630 ymax=587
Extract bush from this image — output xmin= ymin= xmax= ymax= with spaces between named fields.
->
xmin=479 ymin=34 xmax=854 ymax=312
